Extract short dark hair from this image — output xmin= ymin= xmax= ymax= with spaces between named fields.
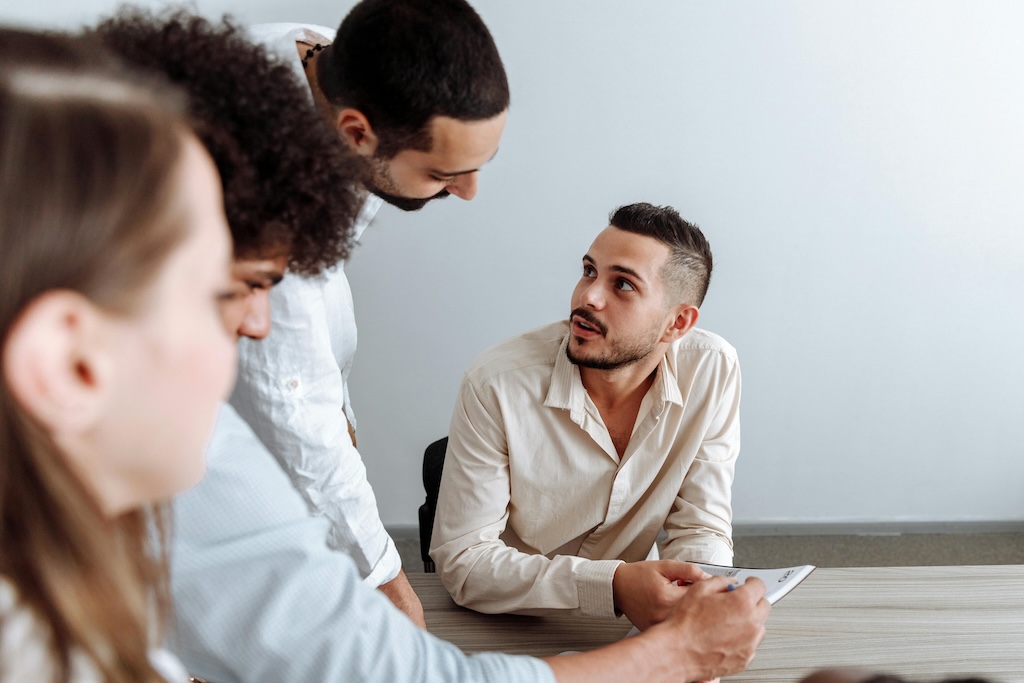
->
xmin=318 ymin=0 xmax=510 ymax=158
xmin=609 ymin=203 xmax=713 ymax=307
xmin=90 ymin=9 xmax=365 ymax=276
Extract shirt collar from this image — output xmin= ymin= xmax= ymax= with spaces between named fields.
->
xmin=544 ymin=331 xmax=583 ymax=416
xmin=353 ymin=193 xmax=383 ymax=242
xmin=544 ymin=330 xmax=685 ymax=417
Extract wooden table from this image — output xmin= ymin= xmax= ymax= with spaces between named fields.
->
xmin=409 ymin=565 xmax=1024 ymax=682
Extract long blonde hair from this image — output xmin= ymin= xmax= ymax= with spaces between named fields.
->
xmin=1 ymin=36 xmax=192 ymax=683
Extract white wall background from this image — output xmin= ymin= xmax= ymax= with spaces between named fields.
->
xmin=7 ymin=1 xmax=1023 ymax=529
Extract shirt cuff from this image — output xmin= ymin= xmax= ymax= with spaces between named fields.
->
xmin=573 ymin=559 xmax=623 ymax=618
xmin=362 ymin=534 xmax=402 ymax=587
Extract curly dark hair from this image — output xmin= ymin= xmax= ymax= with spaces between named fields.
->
xmin=89 ymin=8 xmax=366 ymax=276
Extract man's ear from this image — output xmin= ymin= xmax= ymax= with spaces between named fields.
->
xmin=335 ymin=107 xmax=379 ymax=157
xmin=3 ymin=291 xmax=111 ymax=437
xmin=661 ymin=305 xmax=700 ymax=343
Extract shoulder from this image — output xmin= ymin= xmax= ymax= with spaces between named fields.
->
xmin=1 ymin=578 xmax=54 ymax=681
xmin=0 ymin=578 xmax=100 ymax=682
xmin=247 ymin=23 xmax=337 ymax=46
xmin=463 ymin=321 xmax=569 ymax=388
xmin=246 ymin=23 xmax=336 ymax=71
xmin=672 ymin=327 xmax=739 ymax=365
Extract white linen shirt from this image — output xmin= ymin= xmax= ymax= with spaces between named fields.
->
xmin=431 ymin=321 xmax=739 ymax=618
xmin=230 ymin=23 xmax=400 ymax=585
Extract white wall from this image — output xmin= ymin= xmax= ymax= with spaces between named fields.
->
xmin=7 ymin=1 xmax=1023 ymax=529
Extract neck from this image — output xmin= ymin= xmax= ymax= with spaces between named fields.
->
xmin=579 ymin=351 xmax=663 ymax=411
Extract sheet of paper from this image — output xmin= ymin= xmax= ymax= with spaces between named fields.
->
xmin=693 ymin=562 xmax=816 ymax=604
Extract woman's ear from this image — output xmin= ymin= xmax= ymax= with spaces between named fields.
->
xmin=3 ymin=291 xmax=111 ymax=437
xmin=334 ymin=107 xmax=380 ymax=157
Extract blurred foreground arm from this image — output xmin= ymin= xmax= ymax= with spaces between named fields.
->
xmin=546 ymin=577 xmax=770 ymax=683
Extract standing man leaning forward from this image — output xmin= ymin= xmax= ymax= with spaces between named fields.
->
xmin=99 ymin=0 xmax=506 ymax=629
xmin=241 ymin=0 xmax=508 ymax=625
xmin=433 ymin=203 xmax=741 ymax=631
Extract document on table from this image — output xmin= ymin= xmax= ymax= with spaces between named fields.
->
xmin=693 ymin=562 xmax=816 ymax=605
xmin=616 ymin=562 xmax=818 ymax=641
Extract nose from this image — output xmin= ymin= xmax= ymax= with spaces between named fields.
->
xmin=578 ymin=280 xmax=605 ymax=310
xmin=238 ymin=290 xmax=272 ymax=340
xmin=447 ymin=171 xmax=479 ymax=201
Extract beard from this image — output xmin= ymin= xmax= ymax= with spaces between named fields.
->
xmin=368 ymin=182 xmax=450 ymax=212
xmin=565 ymin=308 xmax=661 ymax=371
xmin=367 ymin=155 xmax=450 ymax=212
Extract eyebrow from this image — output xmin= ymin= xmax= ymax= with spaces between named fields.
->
xmin=245 ymin=269 xmax=286 ymax=286
xmin=428 ymin=147 xmax=500 ymax=178
xmin=582 ymin=254 xmax=647 ymax=285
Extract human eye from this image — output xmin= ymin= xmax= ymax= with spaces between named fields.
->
xmin=615 ymin=278 xmax=636 ymax=292
xmin=216 ymin=283 xmax=249 ymax=302
xmin=582 ymin=264 xmax=596 ymax=278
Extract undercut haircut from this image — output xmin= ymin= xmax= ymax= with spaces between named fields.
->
xmin=609 ymin=203 xmax=713 ymax=307
xmin=318 ymin=0 xmax=510 ymax=158
xmin=91 ymin=9 xmax=365 ymax=276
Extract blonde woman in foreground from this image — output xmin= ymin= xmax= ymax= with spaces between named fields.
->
xmin=0 ymin=35 xmax=235 ymax=682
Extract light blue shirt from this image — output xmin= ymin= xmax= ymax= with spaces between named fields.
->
xmin=171 ymin=404 xmax=555 ymax=683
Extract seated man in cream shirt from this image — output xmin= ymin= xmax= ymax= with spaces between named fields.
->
xmin=431 ymin=202 xmax=739 ymax=630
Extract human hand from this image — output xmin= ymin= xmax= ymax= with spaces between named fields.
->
xmin=377 ymin=569 xmax=426 ymax=629
xmin=655 ymin=576 xmax=770 ymax=681
xmin=611 ymin=560 xmax=711 ymax=631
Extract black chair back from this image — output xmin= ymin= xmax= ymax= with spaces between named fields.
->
xmin=418 ymin=436 xmax=448 ymax=572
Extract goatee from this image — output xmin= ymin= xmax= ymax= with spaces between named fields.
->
xmin=368 ymin=184 xmax=450 ymax=212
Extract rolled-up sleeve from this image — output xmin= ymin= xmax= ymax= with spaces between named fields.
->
xmin=229 ymin=272 xmax=400 ymax=586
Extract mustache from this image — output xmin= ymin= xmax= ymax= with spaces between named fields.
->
xmin=569 ymin=308 xmax=607 ymax=336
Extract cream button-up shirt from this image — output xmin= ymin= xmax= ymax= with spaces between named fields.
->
xmin=431 ymin=321 xmax=739 ymax=618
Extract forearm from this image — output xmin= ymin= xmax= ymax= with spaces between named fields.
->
xmin=378 ymin=569 xmax=426 ymax=628
xmin=663 ymin=361 xmax=739 ymax=566
xmin=662 ymin=472 xmax=735 ymax=565
xmin=231 ymin=310 xmax=398 ymax=580
xmin=547 ymin=576 xmax=769 ymax=683
xmin=661 ymin=524 xmax=733 ymax=566
xmin=434 ymin=539 xmax=621 ymax=616
xmin=172 ymin=416 xmax=550 ymax=683
xmin=544 ymin=629 xmax=693 ymax=683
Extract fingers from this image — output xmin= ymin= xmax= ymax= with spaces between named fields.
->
xmin=734 ymin=576 xmax=766 ymax=595
xmin=661 ymin=561 xmax=712 ymax=584
xmin=685 ymin=574 xmax=769 ymax=604
xmin=682 ymin=574 xmax=734 ymax=597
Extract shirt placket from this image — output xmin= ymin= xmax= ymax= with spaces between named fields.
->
xmin=577 ymin=393 xmax=669 ymax=556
